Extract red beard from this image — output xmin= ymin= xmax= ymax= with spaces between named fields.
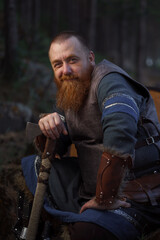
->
xmin=55 ymin=73 xmax=91 ymax=112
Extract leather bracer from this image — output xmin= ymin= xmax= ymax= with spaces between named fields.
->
xmin=96 ymin=152 xmax=132 ymax=206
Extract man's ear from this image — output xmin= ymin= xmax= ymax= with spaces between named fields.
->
xmin=89 ymin=51 xmax=95 ymax=66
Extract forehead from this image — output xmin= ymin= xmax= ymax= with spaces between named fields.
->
xmin=49 ymin=36 xmax=86 ymax=60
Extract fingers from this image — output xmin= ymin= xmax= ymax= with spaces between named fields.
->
xmin=38 ymin=112 xmax=68 ymax=140
xmin=105 ymin=199 xmax=131 ymax=210
xmin=79 ymin=204 xmax=86 ymax=214
xmin=79 ymin=199 xmax=95 ymax=213
xmin=79 ymin=198 xmax=105 ymax=213
xmin=117 ymin=200 xmax=131 ymax=208
xmin=80 ymin=198 xmax=131 ymax=214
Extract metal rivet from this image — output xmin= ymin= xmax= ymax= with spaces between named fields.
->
xmin=46 ymin=152 xmax=50 ymax=156
xmin=109 ymin=201 xmax=113 ymax=204
xmin=154 ymin=170 xmax=157 ymax=174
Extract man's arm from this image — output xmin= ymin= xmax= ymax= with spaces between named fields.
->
xmin=80 ymin=73 xmax=145 ymax=213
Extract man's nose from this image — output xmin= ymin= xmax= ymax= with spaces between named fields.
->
xmin=63 ymin=63 xmax=72 ymax=75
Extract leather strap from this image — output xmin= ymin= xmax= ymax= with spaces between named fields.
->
xmin=39 ymin=165 xmax=51 ymax=174
xmin=121 ymin=173 xmax=160 ymax=205
xmin=135 ymin=135 xmax=160 ymax=149
xmin=38 ymin=177 xmax=48 ymax=185
xmin=136 ymin=117 xmax=160 ymax=149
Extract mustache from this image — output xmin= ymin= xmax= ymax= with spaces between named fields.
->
xmin=60 ymin=74 xmax=79 ymax=82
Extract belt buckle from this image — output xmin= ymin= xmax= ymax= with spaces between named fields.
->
xmin=146 ymin=137 xmax=155 ymax=145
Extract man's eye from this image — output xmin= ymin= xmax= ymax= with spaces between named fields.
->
xmin=70 ymin=58 xmax=78 ymax=63
xmin=54 ymin=63 xmax=61 ymax=68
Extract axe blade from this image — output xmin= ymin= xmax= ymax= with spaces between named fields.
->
xmin=26 ymin=122 xmax=42 ymax=143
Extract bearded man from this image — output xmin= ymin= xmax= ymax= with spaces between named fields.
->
xmin=21 ymin=31 xmax=160 ymax=240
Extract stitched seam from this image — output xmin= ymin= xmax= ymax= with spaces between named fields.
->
xmin=102 ymin=93 xmax=139 ymax=113
xmin=104 ymin=102 xmax=138 ymax=116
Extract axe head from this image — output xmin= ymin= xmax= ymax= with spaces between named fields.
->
xmin=26 ymin=122 xmax=42 ymax=143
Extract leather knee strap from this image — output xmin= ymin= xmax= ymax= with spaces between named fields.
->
xmin=96 ymin=152 xmax=132 ymax=206
xmin=121 ymin=172 xmax=160 ymax=205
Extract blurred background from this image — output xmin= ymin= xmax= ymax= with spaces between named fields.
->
xmin=1 ymin=0 xmax=160 ymax=112
xmin=0 ymin=0 xmax=160 ymax=239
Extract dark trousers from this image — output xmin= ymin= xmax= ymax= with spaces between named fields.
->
xmin=68 ymin=222 xmax=118 ymax=240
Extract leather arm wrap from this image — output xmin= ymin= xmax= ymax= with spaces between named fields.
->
xmin=96 ymin=152 xmax=132 ymax=206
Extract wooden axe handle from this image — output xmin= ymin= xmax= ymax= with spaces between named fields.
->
xmin=26 ymin=138 xmax=55 ymax=240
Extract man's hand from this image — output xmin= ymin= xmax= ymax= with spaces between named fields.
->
xmin=79 ymin=197 xmax=131 ymax=213
xmin=38 ymin=113 xmax=68 ymax=140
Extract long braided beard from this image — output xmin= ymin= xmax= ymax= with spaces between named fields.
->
xmin=55 ymin=72 xmax=92 ymax=112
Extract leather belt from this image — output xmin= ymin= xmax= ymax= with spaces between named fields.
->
xmin=135 ymin=135 xmax=160 ymax=149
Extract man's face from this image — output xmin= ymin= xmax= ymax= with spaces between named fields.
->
xmin=49 ymin=36 xmax=95 ymax=112
xmin=49 ymin=36 xmax=95 ymax=84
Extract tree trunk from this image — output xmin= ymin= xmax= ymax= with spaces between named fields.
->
xmin=19 ymin=0 xmax=33 ymax=47
xmin=88 ymin=0 xmax=97 ymax=50
xmin=4 ymin=0 xmax=18 ymax=79
xmin=33 ymin=0 xmax=41 ymax=43
xmin=66 ymin=0 xmax=80 ymax=32
xmin=50 ymin=0 xmax=60 ymax=37
xmin=136 ymin=0 xmax=147 ymax=83
xmin=117 ymin=2 xmax=128 ymax=68
xmin=26 ymin=0 xmax=32 ymax=35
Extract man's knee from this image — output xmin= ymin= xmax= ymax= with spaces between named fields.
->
xmin=68 ymin=222 xmax=118 ymax=240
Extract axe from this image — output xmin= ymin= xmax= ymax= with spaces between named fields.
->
xmin=25 ymin=122 xmax=56 ymax=240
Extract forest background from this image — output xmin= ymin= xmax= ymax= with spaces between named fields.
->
xmin=1 ymin=0 xmax=160 ymax=117
xmin=1 ymin=0 xmax=160 ymax=163
xmin=0 ymin=0 xmax=160 ymax=239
